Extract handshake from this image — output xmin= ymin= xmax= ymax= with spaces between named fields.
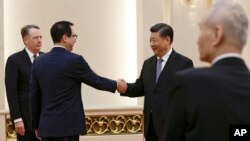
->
xmin=116 ymin=79 xmax=128 ymax=93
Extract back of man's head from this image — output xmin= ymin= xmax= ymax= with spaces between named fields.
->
xmin=50 ymin=21 xmax=74 ymax=44
xmin=206 ymin=1 xmax=248 ymax=48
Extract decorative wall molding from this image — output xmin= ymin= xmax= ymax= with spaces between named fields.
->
xmin=4 ymin=106 xmax=143 ymax=138
xmin=86 ymin=115 xmax=143 ymax=135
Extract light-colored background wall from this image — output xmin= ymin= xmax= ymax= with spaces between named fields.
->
xmin=171 ymin=0 xmax=210 ymax=66
xmin=0 ymin=0 xmax=250 ymax=108
xmin=1 ymin=0 xmax=250 ymax=140
xmin=2 ymin=0 xmax=250 ymax=111
xmin=4 ymin=0 xmax=139 ymax=109
xmin=1 ymin=0 xmax=250 ymax=112
xmin=0 ymin=0 xmax=4 ymax=110
xmin=238 ymin=0 xmax=250 ymax=66
xmin=171 ymin=0 xmax=250 ymax=68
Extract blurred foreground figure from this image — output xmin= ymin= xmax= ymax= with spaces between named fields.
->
xmin=161 ymin=1 xmax=250 ymax=141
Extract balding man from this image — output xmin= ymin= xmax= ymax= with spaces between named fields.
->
xmin=161 ymin=1 xmax=250 ymax=141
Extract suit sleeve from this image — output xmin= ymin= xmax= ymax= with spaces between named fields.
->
xmin=5 ymin=57 xmax=21 ymax=120
xmin=73 ymin=56 xmax=117 ymax=93
xmin=30 ymin=63 xmax=41 ymax=129
xmin=120 ymin=64 xmax=145 ymax=97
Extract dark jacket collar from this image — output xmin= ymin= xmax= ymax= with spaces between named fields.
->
xmin=51 ymin=47 xmax=68 ymax=52
xmin=213 ymin=57 xmax=248 ymax=70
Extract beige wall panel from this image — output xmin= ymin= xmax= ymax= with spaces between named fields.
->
xmin=0 ymin=48 xmax=4 ymax=109
xmin=171 ymin=0 xmax=250 ymax=67
xmin=0 ymin=115 xmax=6 ymax=141
xmin=171 ymin=0 xmax=210 ymax=67
xmin=237 ymin=0 xmax=250 ymax=68
xmin=0 ymin=0 xmax=4 ymax=110
xmin=142 ymin=0 xmax=164 ymax=60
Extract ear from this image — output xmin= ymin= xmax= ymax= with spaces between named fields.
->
xmin=23 ymin=37 xmax=28 ymax=42
xmin=164 ymin=36 xmax=171 ymax=44
xmin=22 ymin=37 xmax=28 ymax=45
xmin=212 ymin=25 xmax=223 ymax=47
xmin=62 ymin=34 xmax=68 ymax=43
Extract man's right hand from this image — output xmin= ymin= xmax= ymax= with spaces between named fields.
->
xmin=14 ymin=121 xmax=25 ymax=136
xmin=117 ymin=79 xmax=128 ymax=93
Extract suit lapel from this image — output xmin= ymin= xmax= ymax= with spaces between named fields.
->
xmin=154 ymin=50 xmax=177 ymax=88
xmin=150 ymin=56 xmax=158 ymax=85
xmin=21 ymin=49 xmax=32 ymax=81
xmin=22 ymin=49 xmax=32 ymax=66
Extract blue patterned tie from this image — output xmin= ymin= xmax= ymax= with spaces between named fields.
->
xmin=156 ymin=58 xmax=163 ymax=82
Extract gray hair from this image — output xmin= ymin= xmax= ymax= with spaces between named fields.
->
xmin=21 ymin=25 xmax=40 ymax=38
xmin=206 ymin=1 xmax=248 ymax=48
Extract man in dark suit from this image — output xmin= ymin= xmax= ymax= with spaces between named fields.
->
xmin=118 ymin=23 xmax=193 ymax=141
xmin=161 ymin=1 xmax=250 ymax=141
xmin=30 ymin=21 xmax=122 ymax=141
xmin=5 ymin=25 xmax=42 ymax=141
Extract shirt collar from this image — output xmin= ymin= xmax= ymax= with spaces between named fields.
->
xmin=25 ymin=47 xmax=39 ymax=57
xmin=157 ymin=48 xmax=173 ymax=62
xmin=212 ymin=53 xmax=242 ymax=65
xmin=54 ymin=45 xmax=67 ymax=49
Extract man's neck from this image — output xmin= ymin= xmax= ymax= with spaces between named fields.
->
xmin=26 ymin=47 xmax=39 ymax=54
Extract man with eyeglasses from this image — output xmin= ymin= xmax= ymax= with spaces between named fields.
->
xmin=30 ymin=21 xmax=123 ymax=141
xmin=5 ymin=25 xmax=43 ymax=141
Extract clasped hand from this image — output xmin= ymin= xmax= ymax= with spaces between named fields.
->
xmin=117 ymin=79 xmax=127 ymax=93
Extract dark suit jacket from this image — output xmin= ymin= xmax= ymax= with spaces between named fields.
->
xmin=121 ymin=50 xmax=193 ymax=138
xmin=162 ymin=57 xmax=250 ymax=141
xmin=30 ymin=47 xmax=117 ymax=137
xmin=5 ymin=49 xmax=43 ymax=131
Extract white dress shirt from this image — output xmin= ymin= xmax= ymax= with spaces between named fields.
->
xmin=157 ymin=48 xmax=173 ymax=70
xmin=25 ymin=47 xmax=39 ymax=63
xmin=212 ymin=53 xmax=242 ymax=65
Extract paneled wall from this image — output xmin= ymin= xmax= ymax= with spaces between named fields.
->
xmin=4 ymin=0 xmax=139 ymax=109
xmin=238 ymin=0 xmax=250 ymax=67
xmin=169 ymin=0 xmax=250 ymax=67
xmin=0 ymin=0 xmax=4 ymax=110
xmin=170 ymin=0 xmax=210 ymax=66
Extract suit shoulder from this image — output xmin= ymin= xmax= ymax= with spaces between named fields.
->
xmin=62 ymin=52 xmax=86 ymax=64
xmin=41 ymin=51 xmax=82 ymax=59
xmin=174 ymin=51 xmax=192 ymax=62
xmin=39 ymin=51 xmax=45 ymax=54
xmin=144 ymin=55 xmax=156 ymax=63
xmin=6 ymin=50 xmax=26 ymax=61
xmin=70 ymin=52 xmax=82 ymax=57
xmin=66 ymin=52 xmax=84 ymax=61
xmin=176 ymin=67 xmax=212 ymax=81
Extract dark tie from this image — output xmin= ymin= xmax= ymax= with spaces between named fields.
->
xmin=156 ymin=58 xmax=163 ymax=82
xmin=33 ymin=54 xmax=37 ymax=63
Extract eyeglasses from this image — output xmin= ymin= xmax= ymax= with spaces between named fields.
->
xmin=71 ymin=34 xmax=78 ymax=38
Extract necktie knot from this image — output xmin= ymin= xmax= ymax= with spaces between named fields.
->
xmin=158 ymin=58 xmax=164 ymax=63
xmin=32 ymin=54 xmax=37 ymax=63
